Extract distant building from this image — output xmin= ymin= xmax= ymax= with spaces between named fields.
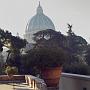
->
xmin=24 ymin=2 xmax=55 ymax=43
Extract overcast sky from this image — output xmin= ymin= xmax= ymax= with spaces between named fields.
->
xmin=0 ymin=0 xmax=90 ymax=43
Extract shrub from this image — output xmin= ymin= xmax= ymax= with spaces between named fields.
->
xmin=5 ymin=66 xmax=18 ymax=75
xmin=63 ymin=63 xmax=90 ymax=75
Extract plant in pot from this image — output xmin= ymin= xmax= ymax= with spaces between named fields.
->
xmin=5 ymin=66 xmax=18 ymax=80
xmin=26 ymin=47 xmax=68 ymax=87
xmin=5 ymin=66 xmax=18 ymax=89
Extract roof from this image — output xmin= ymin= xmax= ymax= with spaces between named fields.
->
xmin=25 ymin=2 xmax=55 ymax=33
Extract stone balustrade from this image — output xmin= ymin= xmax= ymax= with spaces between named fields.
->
xmin=0 ymin=75 xmax=25 ymax=83
xmin=0 ymin=75 xmax=47 ymax=90
xmin=25 ymin=75 xmax=47 ymax=90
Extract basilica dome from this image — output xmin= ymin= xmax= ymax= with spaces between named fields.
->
xmin=26 ymin=2 xmax=55 ymax=33
xmin=24 ymin=2 xmax=55 ymax=43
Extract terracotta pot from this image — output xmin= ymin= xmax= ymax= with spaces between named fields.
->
xmin=41 ymin=67 xmax=62 ymax=87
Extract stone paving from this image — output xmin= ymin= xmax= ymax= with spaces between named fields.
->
xmin=0 ymin=83 xmax=32 ymax=90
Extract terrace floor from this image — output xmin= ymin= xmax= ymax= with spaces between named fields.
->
xmin=0 ymin=83 xmax=33 ymax=90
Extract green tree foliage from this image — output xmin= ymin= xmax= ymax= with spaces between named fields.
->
xmin=5 ymin=66 xmax=18 ymax=75
xmin=31 ymin=24 xmax=89 ymax=75
xmin=0 ymin=41 xmax=3 ymax=52
xmin=85 ymin=45 xmax=90 ymax=65
xmin=67 ymin=24 xmax=87 ymax=54
xmin=33 ymin=29 xmax=67 ymax=48
xmin=63 ymin=63 xmax=90 ymax=75
xmin=0 ymin=28 xmax=26 ymax=51
xmin=21 ymin=47 xmax=68 ymax=75
xmin=0 ymin=28 xmax=27 ymax=73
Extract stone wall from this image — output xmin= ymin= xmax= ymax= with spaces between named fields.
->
xmin=59 ymin=73 xmax=90 ymax=90
xmin=0 ymin=75 xmax=25 ymax=82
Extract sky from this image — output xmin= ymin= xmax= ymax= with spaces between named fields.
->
xmin=0 ymin=0 xmax=90 ymax=43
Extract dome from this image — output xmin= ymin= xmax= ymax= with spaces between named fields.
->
xmin=24 ymin=2 xmax=55 ymax=43
xmin=26 ymin=2 xmax=55 ymax=33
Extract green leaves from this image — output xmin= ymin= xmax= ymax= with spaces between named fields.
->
xmin=23 ymin=47 xmax=67 ymax=68
xmin=0 ymin=28 xmax=27 ymax=52
xmin=5 ymin=66 xmax=18 ymax=75
xmin=33 ymin=29 xmax=66 ymax=48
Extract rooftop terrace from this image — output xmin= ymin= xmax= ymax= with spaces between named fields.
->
xmin=0 ymin=73 xmax=90 ymax=90
xmin=0 ymin=83 xmax=31 ymax=90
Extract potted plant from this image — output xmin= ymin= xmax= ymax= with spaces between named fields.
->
xmin=5 ymin=66 xmax=18 ymax=80
xmin=5 ymin=66 xmax=18 ymax=89
xmin=25 ymin=47 xmax=68 ymax=87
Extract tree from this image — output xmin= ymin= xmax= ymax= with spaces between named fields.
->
xmin=0 ymin=41 xmax=3 ymax=52
xmin=65 ymin=24 xmax=88 ymax=74
xmin=67 ymin=24 xmax=74 ymax=36
xmin=21 ymin=47 xmax=68 ymax=75
xmin=67 ymin=24 xmax=87 ymax=54
xmin=5 ymin=66 xmax=18 ymax=76
xmin=33 ymin=29 xmax=67 ymax=49
xmin=0 ymin=28 xmax=27 ymax=73
xmin=85 ymin=44 xmax=90 ymax=65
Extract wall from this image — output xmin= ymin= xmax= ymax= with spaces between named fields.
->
xmin=25 ymin=75 xmax=47 ymax=90
xmin=59 ymin=73 xmax=90 ymax=90
xmin=0 ymin=75 xmax=25 ymax=82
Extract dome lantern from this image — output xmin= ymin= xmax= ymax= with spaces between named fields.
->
xmin=37 ymin=1 xmax=43 ymax=14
